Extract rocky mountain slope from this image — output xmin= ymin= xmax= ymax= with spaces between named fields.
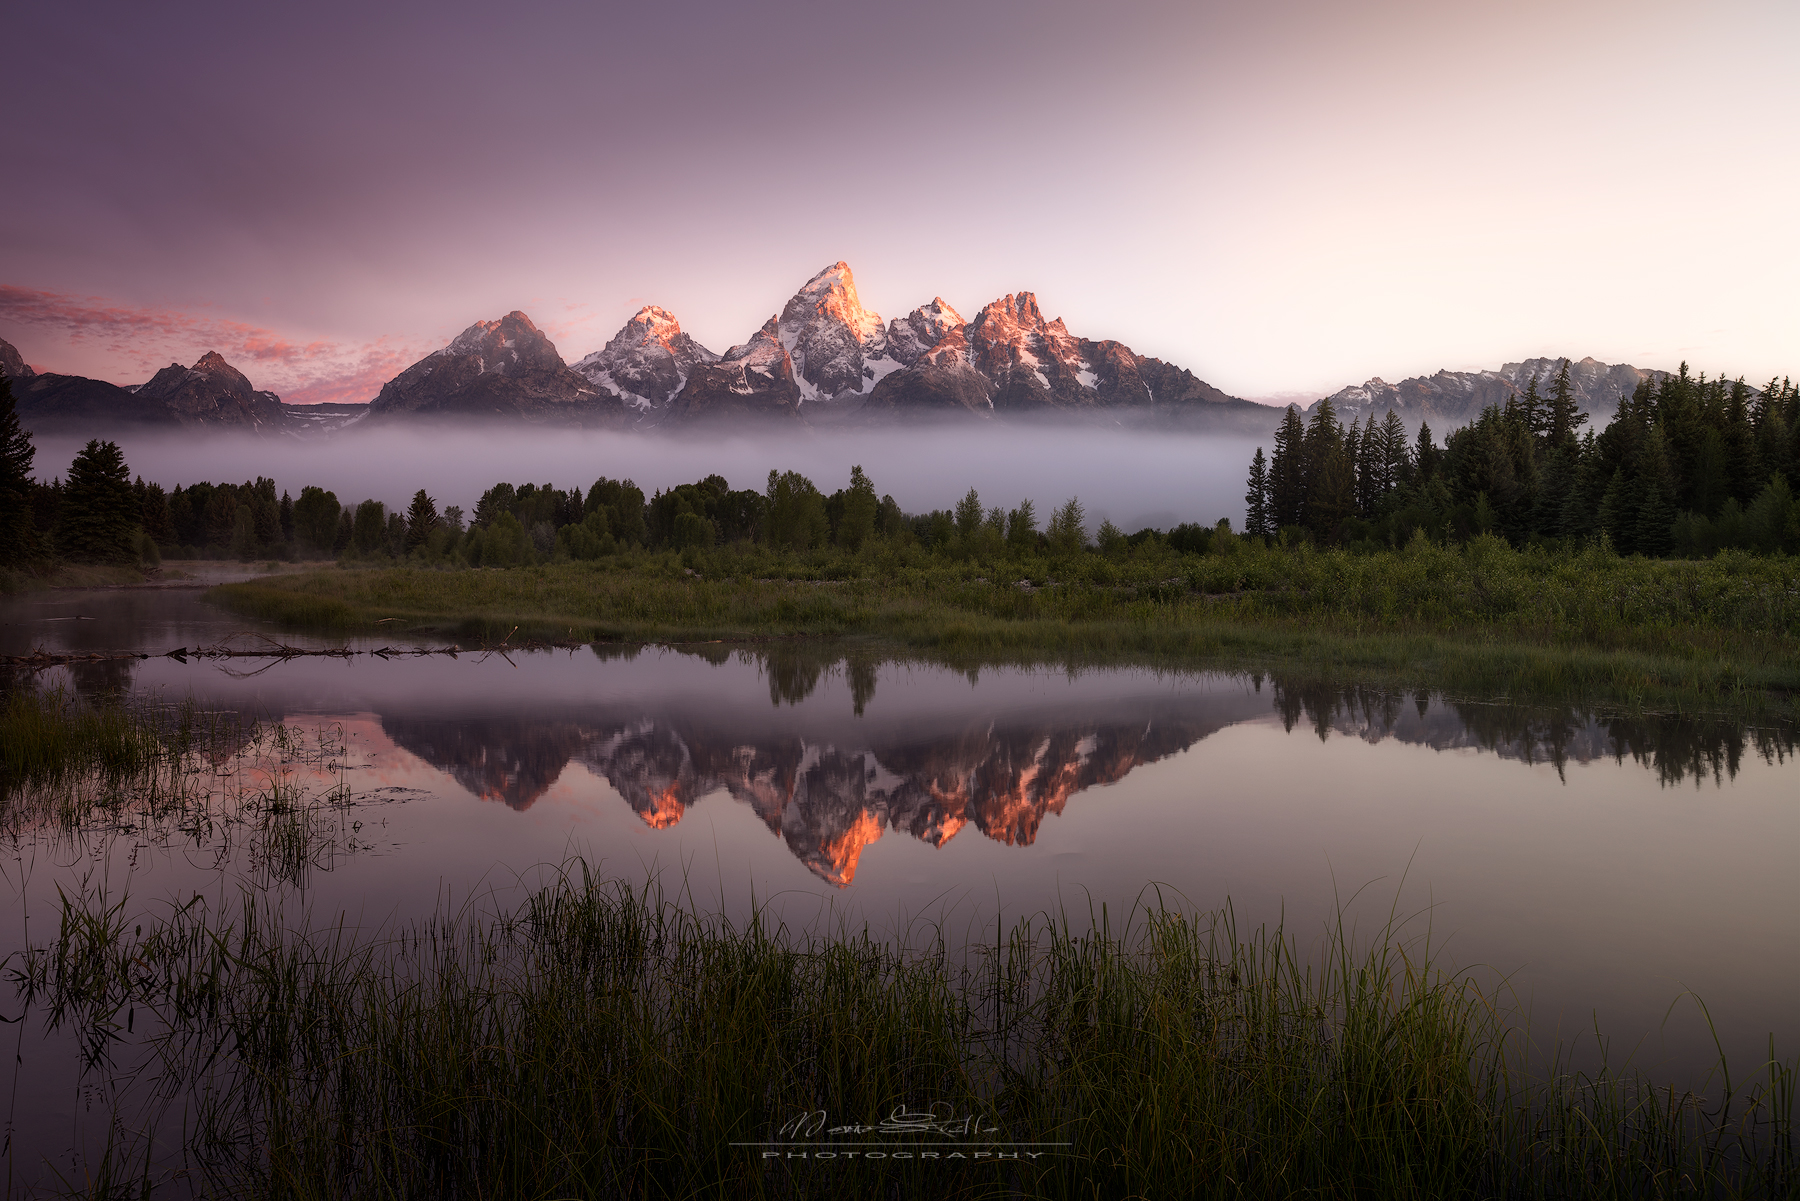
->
xmin=642 ymin=261 xmax=1267 ymax=429
xmin=0 ymin=337 xmax=197 ymax=433
xmin=858 ymin=290 xmax=1250 ymax=425
xmin=0 ymin=338 xmax=33 ymax=385
xmin=136 ymin=350 xmax=287 ymax=431
xmin=1305 ymin=356 xmax=1661 ymax=427
xmin=570 ymin=305 xmax=718 ymax=410
xmin=659 ymin=317 xmax=805 ymax=424
xmin=369 ymin=311 xmax=629 ymax=427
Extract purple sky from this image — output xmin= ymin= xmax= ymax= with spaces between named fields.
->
xmin=3 ymin=0 xmax=1796 ymax=404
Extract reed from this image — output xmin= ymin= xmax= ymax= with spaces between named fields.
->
xmin=14 ymin=867 xmax=1794 ymax=1199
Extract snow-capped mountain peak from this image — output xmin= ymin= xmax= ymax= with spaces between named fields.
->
xmin=438 ymin=311 xmax=562 ymax=375
xmin=571 ymin=305 xmax=718 ymax=410
xmin=885 ymin=297 xmax=965 ymax=366
xmin=776 ymin=261 xmax=900 ymax=403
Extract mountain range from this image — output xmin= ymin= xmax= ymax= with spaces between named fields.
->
xmin=0 ymin=260 xmax=1671 ymax=439
xmin=1305 ymin=356 xmax=1663 ymax=430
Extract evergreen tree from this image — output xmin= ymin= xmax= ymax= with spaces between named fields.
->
xmin=405 ymin=489 xmax=439 ymax=550
xmin=1518 ymin=373 xmax=1546 ymax=442
xmin=56 ymin=440 xmax=138 ymax=563
xmin=279 ymin=490 xmax=295 ymax=541
xmin=1243 ymin=447 xmax=1270 ymax=538
xmin=1545 ymin=359 xmax=1586 ymax=446
xmin=139 ymin=480 xmax=175 ymax=547
xmin=0 ymin=374 xmax=40 ymax=566
xmin=1413 ymin=423 xmax=1441 ymax=481
xmin=1532 ymin=444 xmax=1576 ymax=537
xmin=1379 ymin=410 xmax=1409 ymax=493
xmin=1633 ymin=427 xmax=1677 ymax=555
xmin=1723 ymin=381 xmax=1761 ymax=504
xmin=1597 ymin=469 xmax=1631 ymax=554
xmin=1310 ymin=442 xmax=1356 ymax=541
xmin=204 ymin=489 xmax=239 ymax=550
xmin=1268 ymin=405 xmax=1308 ymax=531
xmin=1302 ymin=398 xmax=1348 ymax=540
xmin=1691 ymin=429 xmax=1728 ymax=518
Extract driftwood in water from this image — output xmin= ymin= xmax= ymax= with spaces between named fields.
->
xmin=1 ymin=631 xmax=587 ymax=671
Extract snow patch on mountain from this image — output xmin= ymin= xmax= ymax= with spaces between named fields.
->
xmin=572 ymin=305 xmax=717 ymax=410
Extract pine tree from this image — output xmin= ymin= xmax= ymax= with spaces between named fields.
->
xmin=1413 ymin=423 xmax=1441 ymax=481
xmin=279 ymin=490 xmax=295 ymax=542
xmin=1309 ymin=442 xmax=1356 ymax=542
xmin=1379 ymin=410 xmax=1409 ymax=493
xmin=1633 ymin=427 xmax=1677 ymax=556
xmin=1544 ymin=358 xmax=1587 ymax=447
xmin=1268 ymin=405 xmax=1308 ymax=532
xmin=1244 ymin=447 xmax=1271 ymax=538
xmin=0 ymin=373 xmax=40 ymax=567
xmin=1597 ymin=469 xmax=1629 ymax=553
xmin=55 ymin=440 xmax=138 ymax=563
xmin=1691 ymin=429 xmax=1728 ymax=519
xmin=405 ymin=489 xmax=439 ymax=550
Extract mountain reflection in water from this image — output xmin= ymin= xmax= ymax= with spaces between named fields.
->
xmin=9 ymin=643 xmax=1793 ymax=889
xmin=211 ymin=646 xmax=1791 ymax=889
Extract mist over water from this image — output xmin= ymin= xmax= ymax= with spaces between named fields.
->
xmin=36 ymin=425 xmax=1268 ymax=532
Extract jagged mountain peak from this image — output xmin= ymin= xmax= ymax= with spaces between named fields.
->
xmin=776 ymin=261 xmax=896 ymax=402
xmin=784 ymin=261 xmax=882 ymax=342
xmin=724 ymin=316 xmax=789 ymax=370
xmin=885 ymin=298 xmax=966 ymax=367
xmin=369 ymin=309 xmax=631 ymax=426
xmin=189 ymin=350 xmax=254 ymax=386
xmin=132 ymin=349 xmax=283 ymax=430
xmin=571 ymin=305 xmax=718 ymax=411
xmin=440 ymin=310 xmax=561 ymax=371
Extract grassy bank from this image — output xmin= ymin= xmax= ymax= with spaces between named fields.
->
xmin=211 ymin=536 xmax=1800 ymax=716
xmin=0 ymin=561 xmax=153 ymax=595
xmin=20 ymin=867 xmax=1796 ymax=1200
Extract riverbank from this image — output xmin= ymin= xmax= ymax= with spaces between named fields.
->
xmin=210 ymin=537 xmax=1800 ymax=717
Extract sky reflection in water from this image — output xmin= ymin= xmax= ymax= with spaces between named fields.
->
xmin=3 ymin=606 xmax=1797 ymax=1158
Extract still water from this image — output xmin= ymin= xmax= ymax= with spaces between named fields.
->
xmin=3 ymin=586 xmax=1797 ymax=1186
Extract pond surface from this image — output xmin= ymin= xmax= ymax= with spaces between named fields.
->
xmin=3 ymin=587 xmax=1797 ymax=1190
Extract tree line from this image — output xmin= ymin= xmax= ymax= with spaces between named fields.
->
xmin=7 ymin=359 xmax=1799 ymax=577
xmin=1242 ymin=360 xmax=1800 ymax=555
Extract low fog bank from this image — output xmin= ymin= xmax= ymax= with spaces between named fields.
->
xmin=34 ymin=426 xmax=1269 ymax=532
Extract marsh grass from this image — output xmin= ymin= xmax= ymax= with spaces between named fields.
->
xmin=1 ymin=688 xmax=360 ymax=887
xmin=211 ymin=537 xmax=1800 ymax=717
xmin=12 ymin=866 xmax=1794 ymax=1200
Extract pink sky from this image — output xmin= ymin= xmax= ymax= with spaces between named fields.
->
xmin=3 ymin=0 xmax=1795 ymax=403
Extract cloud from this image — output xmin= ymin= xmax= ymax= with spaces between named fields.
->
xmin=0 ymin=285 xmax=433 ymax=404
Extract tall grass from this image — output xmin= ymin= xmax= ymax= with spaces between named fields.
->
xmin=212 ymin=535 xmax=1800 ymax=717
xmin=14 ymin=867 xmax=1794 ymax=1199
xmin=1 ymin=688 xmax=359 ymax=892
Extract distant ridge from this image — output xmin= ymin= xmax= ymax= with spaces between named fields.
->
xmin=1303 ymin=356 xmax=1664 ymax=428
